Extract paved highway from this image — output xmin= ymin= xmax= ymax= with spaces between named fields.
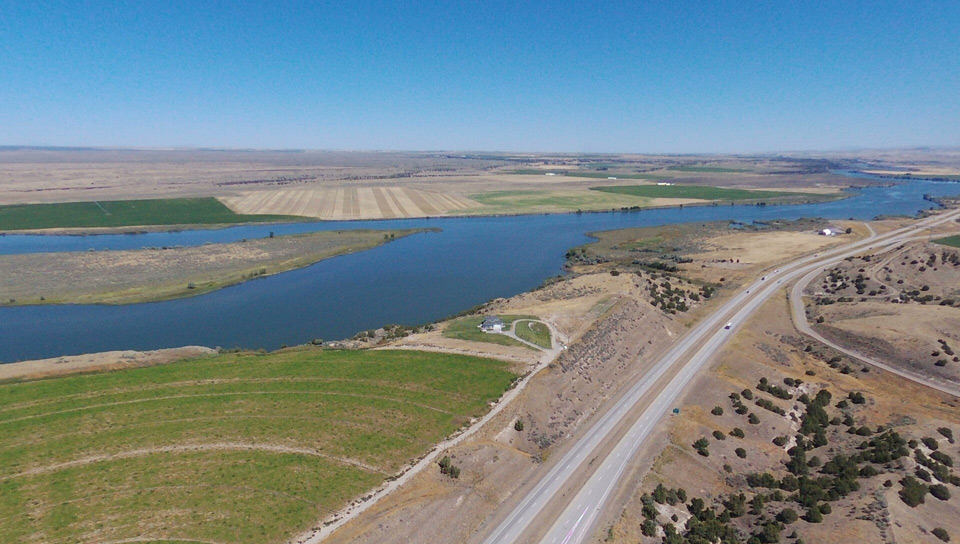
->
xmin=477 ymin=208 xmax=960 ymax=544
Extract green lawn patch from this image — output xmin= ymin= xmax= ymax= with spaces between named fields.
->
xmin=0 ymin=348 xmax=517 ymax=543
xmin=590 ymin=185 xmax=807 ymax=201
xmin=443 ymin=315 xmax=537 ymax=349
xmin=514 ymin=320 xmax=552 ymax=349
xmin=934 ymin=235 xmax=960 ymax=248
xmin=667 ymin=165 xmax=750 ymax=173
xmin=0 ymin=197 xmax=303 ymax=230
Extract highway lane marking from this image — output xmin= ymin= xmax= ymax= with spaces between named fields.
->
xmin=560 ymin=506 xmax=591 ymax=544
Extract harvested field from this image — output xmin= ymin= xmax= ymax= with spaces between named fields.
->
xmin=0 ymin=149 xmax=903 ymax=212
xmin=220 ymin=187 xmax=479 ymax=220
xmin=0 ymin=348 xmax=517 ymax=544
xmin=0 ymin=228 xmax=423 ymax=305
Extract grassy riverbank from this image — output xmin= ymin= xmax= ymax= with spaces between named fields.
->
xmin=0 ymin=229 xmax=427 ymax=305
xmin=0 ymin=347 xmax=518 ymax=543
xmin=590 ymin=184 xmax=817 ymax=201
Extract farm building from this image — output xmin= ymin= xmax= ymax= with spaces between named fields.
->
xmin=479 ymin=316 xmax=504 ymax=333
xmin=819 ymin=226 xmax=843 ymax=236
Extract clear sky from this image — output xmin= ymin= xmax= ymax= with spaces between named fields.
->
xmin=2 ymin=1 xmax=959 ymax=153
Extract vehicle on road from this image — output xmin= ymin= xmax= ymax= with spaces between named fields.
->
xmin=724 ymin=322 xmax=732 ymax=330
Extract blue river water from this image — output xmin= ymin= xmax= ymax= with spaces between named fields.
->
xmin=1 ymin=176 xmax=958 ymax=362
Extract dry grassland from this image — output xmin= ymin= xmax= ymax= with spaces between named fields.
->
xmin=806 ymin=240 xmax=960 ymax=385
xmin=0 ymin=229 xmax=420 ymax=305
xmin=570 ymin=219 xmax=857 ymax=288
xmin=611 ymin=292 xmax=960 ymax=544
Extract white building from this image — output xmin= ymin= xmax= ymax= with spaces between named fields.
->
xmin=479 ymin=316 xmax=504 ymax=333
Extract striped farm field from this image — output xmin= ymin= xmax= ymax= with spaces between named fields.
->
xmin=220 ymin=187 xmax=479 ymax=220
xmin=0 ymin=348 xmax=517 ymax=543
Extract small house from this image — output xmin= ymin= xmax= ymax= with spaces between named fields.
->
xmin=479 ymin=316 xmax=504 ymax=333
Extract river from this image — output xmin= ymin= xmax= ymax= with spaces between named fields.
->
xmin=1 ymin=175 xmax=958 ymax=362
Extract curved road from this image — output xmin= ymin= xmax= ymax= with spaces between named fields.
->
xmin=790 ymin=238 xmax=960 ymax=398
xmin=475 ymin=208 xmax=960 ymax=544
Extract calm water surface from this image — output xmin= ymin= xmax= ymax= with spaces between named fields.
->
xmin=1 ymin=176 xmax=958 ymax=362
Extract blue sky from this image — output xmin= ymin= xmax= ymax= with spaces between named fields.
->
xmin=2 ymin=1 xmax=959 ymax=152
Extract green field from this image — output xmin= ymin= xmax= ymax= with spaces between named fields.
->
xmin=514 ymin=320 xmax=552 ymax=349
xmin=666 ymin=165 xmax=750 ymax=173
xmin=0 ymin=197 xmax=302 ymax=230
xmin=0 ymin=348 xmax=517 ymax=543
xmin=590 ymin=184 xmax=809 ymax=201
xmin=935 ymin=235 xmax=960 ymax=248
xmin=443 ymin=315 xmax=536 ymax=349
xmin=466 ymin=190 xmax=656 ymax=214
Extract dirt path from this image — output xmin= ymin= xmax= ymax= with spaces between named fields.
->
xmin=494 ymin=319 xmax=554 ymax=351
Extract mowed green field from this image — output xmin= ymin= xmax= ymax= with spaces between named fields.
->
xmin=514 ymin=320 xmax=552 ymax=349
xmin=0 ymin=348 xmax=517 ymax=543
xmin=443 ymin=315 xmax=535 ymax=349
xmin=935 ymin=235 xmax=960 ymax=248
xmin=590 ymin=184 xmax=807 ymax=201
xmin=466 ymin=190 xmax=657 ymax=215
xmin=0 ymin=197 xmax=300 ymax=230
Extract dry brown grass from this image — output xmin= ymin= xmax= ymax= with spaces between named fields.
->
xmin=611 ymin=285 xmax=960 ymax=544
xmin=220 ymin=187 xmax=479 ymax=220
xmin=0 ymin=229 xmax=418 ymax=305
